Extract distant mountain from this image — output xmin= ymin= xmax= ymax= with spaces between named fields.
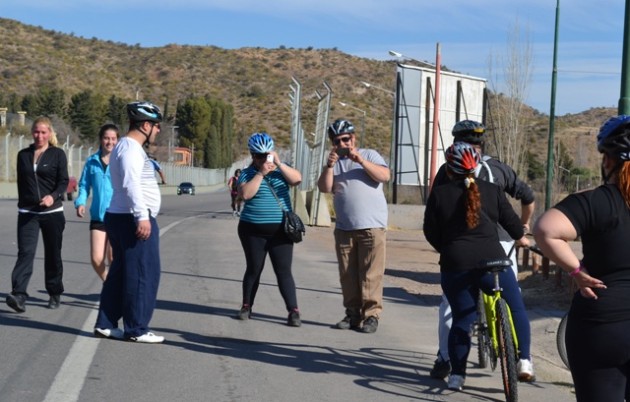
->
xmin=0 ymin=17 xmax=616 ymax=179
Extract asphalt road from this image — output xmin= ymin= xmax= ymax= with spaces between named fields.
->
xmin=0 ymin=188 xmax=575 ymax=402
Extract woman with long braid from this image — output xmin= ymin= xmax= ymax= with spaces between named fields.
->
xmin=423 ymin=142 xmax=532 ymax=391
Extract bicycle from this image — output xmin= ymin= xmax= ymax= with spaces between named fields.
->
xmin=475 ymin=256 xmax=521 ymax=402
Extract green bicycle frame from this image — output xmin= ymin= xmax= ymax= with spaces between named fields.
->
xmin=481 ymin=288 xmax=519 ymax=354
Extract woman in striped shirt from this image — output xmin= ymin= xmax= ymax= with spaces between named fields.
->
xmin=236 ymin=132 xmax=303 ymax=327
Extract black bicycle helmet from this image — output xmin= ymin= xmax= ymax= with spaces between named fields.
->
xmin=452 ymin=120 xmax=486 ymax=144
xmin=327 ymin=119 xmax=355 ymax=140
xmin=597 ymin=115 xmax=630 ymax=160
xmin=446 ymin=142 xmax=480 ymax=175
xmin=127 ymin=102 xmax=163 ymax=123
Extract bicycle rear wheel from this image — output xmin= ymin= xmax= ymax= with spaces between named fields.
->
xmin=496 ymin=299 xmax=519 ymax=402
xmin=556 ymin=313 xmax=570 ymax=369
xmin=477 ymin=293 xmax=490 ymax=369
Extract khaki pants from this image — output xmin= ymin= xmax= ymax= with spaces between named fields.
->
xmin=334 ymin=228 xmax=386 ymax=321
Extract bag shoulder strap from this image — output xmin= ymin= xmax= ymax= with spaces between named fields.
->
xmin=263 ymin=177 xmax=288 ymax=212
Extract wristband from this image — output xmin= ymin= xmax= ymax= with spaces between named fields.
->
xmin=568 ymin=265 xmax=583 ymax=277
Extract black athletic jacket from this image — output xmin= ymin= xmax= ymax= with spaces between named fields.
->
xmin=16 ymin=145 xmax=69 ymax=212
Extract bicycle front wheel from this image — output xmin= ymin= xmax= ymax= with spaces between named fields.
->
xmin=556 ymin=313 xmax=570 ymax=369
xmin=496 ymin=299 xmax=519 ymax=402
xmin=477 ymin=292 xmax=490 ymax=369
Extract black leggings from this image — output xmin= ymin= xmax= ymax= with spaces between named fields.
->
xmin=237 ymin=220 xmax=297 ymax=312
xmin=566 ymin=312 xmax=630 ymax=402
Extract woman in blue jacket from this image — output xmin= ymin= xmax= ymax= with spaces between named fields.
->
xmin=75 ymin=124 xmax=119 ymax=281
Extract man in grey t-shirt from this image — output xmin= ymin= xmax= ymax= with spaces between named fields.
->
xmin=317 ymin=119 xmax=390 ymax=334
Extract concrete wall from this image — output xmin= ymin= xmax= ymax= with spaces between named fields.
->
xmin=388 ymin=204 xmax=424 ymax=230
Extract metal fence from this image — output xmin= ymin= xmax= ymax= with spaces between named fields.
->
xmin=0 ymin=132 xmax=242 ymax=187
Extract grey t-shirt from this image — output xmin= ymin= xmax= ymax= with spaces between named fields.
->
xmin=332 ymin=149 xmax=388 ymax=230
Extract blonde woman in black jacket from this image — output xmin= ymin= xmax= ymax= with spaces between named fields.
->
xmin=6 ymin=116 xmax=69 ymax=313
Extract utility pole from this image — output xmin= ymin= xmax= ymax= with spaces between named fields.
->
xmin=545 ymin=0 xmax=560 ymax=210
xmin=619 ymin=0 xmax=630 ymax=114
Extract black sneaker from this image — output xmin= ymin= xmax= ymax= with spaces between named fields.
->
xmin=361 ymin=316 xmax=379 ymax=333
xmin=6 ymin=293 xmax=26 ymax=313
xmin=430 ymin=354 xmax=452 ymax=379
xmin=287 ymin=309 xmax=301 ymax=327
xmin=48 ymin=295 xmax=61 ymax=309
xmin=335 ymin=315 xmax=360 ymax=330
xmin=237 ymin=305 xmax=251 ymax=320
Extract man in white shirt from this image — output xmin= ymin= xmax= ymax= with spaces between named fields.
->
xmin=93 ymin=101 xmax=165 ymax=344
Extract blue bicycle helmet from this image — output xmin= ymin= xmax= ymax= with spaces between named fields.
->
xmin=597 ymin=115 xmax=630 ymax=160
xmin=446 ymin=142 xmax=480 ymax=175
xmin=248 ymin=132 xmax=274 ymax=153
xmin=327 ymin=119 xmax=355 ymax=140
xmin=127 ymin=102 xmax=163 ymax=123
xmin=452 ymin=120 xmax=486 ymax=144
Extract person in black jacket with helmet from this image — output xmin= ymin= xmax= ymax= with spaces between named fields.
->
xmin=6 ymin=116 xmax=69 ymax=313
xmin=424 ymin=142 xmax=531 ymax=391
xmin=429 ymin=120 xmax=536 ymax=382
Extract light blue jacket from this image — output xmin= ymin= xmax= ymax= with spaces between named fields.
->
xmin=74 ymin=151 xmax=113 ymax=222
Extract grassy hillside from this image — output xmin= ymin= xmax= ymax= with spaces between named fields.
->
xmin=0 ymin=17 xmax=618 ymax=184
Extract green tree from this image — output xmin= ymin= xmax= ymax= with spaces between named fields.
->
xmin=68 ymin=90 xmax=107 ymax=142
xmin=7 ymin=93 xmax=20 ymax=114
xmin=526 ymin=151 xmax=545 ymax=181
xmin=107 ymin=95 xmax=128 ymax=127
xmin=176 ymin=97 xmax=212 ymax=166
xmin=176 ymin=95 xmax=234 ymax=168
xmin=37 ymin=87 xmax=66 ymax=117
xmin=20 ymin=94 xmax=40 ymax=117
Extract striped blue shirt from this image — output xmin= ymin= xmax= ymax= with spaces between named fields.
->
xmin=238 ymin=165 xmax=291 ymax=224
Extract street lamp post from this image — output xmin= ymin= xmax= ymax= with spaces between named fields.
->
xmin=362 ymin=80 xmax=397 ymax=202
xmin=339 ymin=101 xmax=366 ymax=147
xmin=388 ymin=50 xmax=436 ymax=69
xmin=360 ymin=81 xmax=395 ymax=96
xmin=169 ymin=126 xmax=179 ymax=162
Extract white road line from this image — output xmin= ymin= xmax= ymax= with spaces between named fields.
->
xmin=42 ymin=309 xmax=99 ymax=402
xmin=43 ymin=216 xmax=192 ymax=402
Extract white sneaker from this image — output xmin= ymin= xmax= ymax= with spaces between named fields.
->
xmin=94 ymin=327 xmax=124 ymax=340
xmin=128 ymin=332 xmax=164 ymax=344
xmin=447 ymin=374 xmax=465 ymax=391
xmin=517 ymin=358 xmax=536 ymax=382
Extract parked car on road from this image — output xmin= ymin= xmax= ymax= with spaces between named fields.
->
xmin=177 ymin=182 xmax=195 ymax=196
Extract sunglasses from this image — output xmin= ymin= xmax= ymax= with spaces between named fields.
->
xmin=333 ymin=136 xmax=352 ymax=145
xmin=252 ymin=153 xmax=269 ymax=159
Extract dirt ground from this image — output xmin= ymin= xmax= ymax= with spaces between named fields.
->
xmin=307 ymin=225 xmax=577 ymax=394
xmin=380 ymin=228 xmax=575 ymax=311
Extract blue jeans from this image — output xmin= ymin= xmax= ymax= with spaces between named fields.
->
xmin=96 ymin=213 xmax=161 ymax=338
xmin=441 ymin=269 xmax=531 ymax=376
xmin=11 ymin=211 xmax=65 ymax=297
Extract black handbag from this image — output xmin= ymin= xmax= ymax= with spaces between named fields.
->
xmin=264 ymin=178 xmax=305 ymax=243
xmin=283 ymin=210 xmax=306 ymax=243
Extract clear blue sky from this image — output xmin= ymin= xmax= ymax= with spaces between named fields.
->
xmin=2 ymin=0 xmax=626 ymax=116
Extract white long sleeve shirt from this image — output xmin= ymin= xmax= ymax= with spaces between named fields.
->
xmin=107 ymin=137 xmax=160 ymax=220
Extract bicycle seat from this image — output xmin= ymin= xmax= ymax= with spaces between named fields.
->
xmin=476 ymin=259 xmax=513 ymax=272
